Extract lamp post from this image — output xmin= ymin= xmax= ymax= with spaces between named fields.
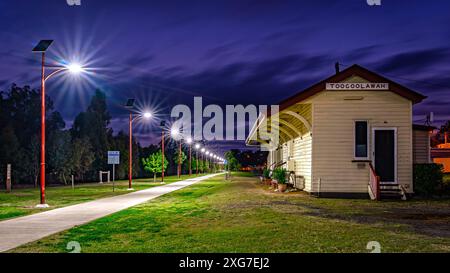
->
xmin=32 ymin=40 xmax=85 ymax=207
xmin=125 ymin=100 xmax=152 ymax=191
xmin=205 ymin=151 xmax=210 ymax=173
xmin=160 ymin=121 xmax=166 ymax=183
xmin=195 ymin=143 xmax=200 ymax=175
xmin=171 ymin=127 xmax=182 ymax=178
xmin=186 ymin=137 xmax=193 ymax=176
xmin=178 ymin=140 xmax=182 ymax=178
xmin=201 ymin=148 xmax=205 ymax=174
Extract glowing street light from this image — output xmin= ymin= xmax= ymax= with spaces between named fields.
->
xmin=67 ymin=63 xmax=84 ymax=73
xmin=143 ymin=112 xmax=152 ymax=119
xmin=171 ymin=127 xmax=180 ymax=138
xmin=32 ymin=40 xmax=87 ymax=207
xmin=125 ymin=98 xmax=152 ymax=190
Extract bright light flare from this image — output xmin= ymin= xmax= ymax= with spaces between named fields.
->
xmin=195 ymin=143 xmax=200 ymax=149
xmin=66 ymin=63 xmax=85 ymax=74
xmin=171 ymin=127 xmax=179 ymax=138
xmin=143 ymin=112 xmax=152 ymax=119
xmin=186 ymin=137 xmax=193 ymax=144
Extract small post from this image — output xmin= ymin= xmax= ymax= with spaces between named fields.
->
xmin=99 ymin=171 xmax=103 ymax=184
xmin=6 ymin=164 xmax=12 ymax=193
xmin=71 ymin=175 xmax=74 ymax=190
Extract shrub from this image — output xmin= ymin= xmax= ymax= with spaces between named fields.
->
xmin=262 ymin=168 xmax=271 ymax=179
xmin=413 ymin=163 xmax=444 ymax=196
xmin=272 ymin=168 xmax=287 ymax=184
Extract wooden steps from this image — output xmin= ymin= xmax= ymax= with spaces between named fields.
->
xmin=379 ymin=183 xmax=407 ymax=200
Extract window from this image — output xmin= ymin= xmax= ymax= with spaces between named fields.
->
xmin=354 ymin=121 xmax=368 ymax=159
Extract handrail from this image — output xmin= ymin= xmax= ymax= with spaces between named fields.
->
xmin=368 ymin=163 xmax=380 ymax=200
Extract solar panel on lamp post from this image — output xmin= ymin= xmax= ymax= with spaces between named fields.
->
xmin=32 ymin=40 xmax=86 ymax=208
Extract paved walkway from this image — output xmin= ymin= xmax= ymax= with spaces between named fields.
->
xmin=0 ymin=173 xmax=221 ymax=252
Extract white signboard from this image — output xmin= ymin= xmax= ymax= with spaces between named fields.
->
xmin=326 ymin=82 xmax=389 ymax=90
xmin=108 ymin=151 xmax=120 ymax=165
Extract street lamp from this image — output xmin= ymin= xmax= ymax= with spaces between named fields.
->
xmin=186 ymin=137 xmax=193 ymax=176
xmin=32 ymin=40 xmax=86 ymax=207
xmin=160 ymin=121 xmax=166 ymax=183
xmin=194 ymin=143 xmax=200 ymax=175
xmin=201 ymin=148 xmax=206 ymax=174
xmin=171 ymin=127 xmax=183 ymax=178
xmin=125 ymin=98 xmax=152 ymax=190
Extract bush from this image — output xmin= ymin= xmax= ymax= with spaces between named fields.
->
xmin=272 ymin=168 xmax=287 ymax=184
xmin=413 ymin=163 xmax=444 ymax=196
xmin=262 ymin=168 xmax=271 ymax=179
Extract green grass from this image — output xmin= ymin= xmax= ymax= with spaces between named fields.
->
xmin=0 ymin=174 xmax=208 ymax=221
xmin=11 ymin=174 xmax=450 ymax=253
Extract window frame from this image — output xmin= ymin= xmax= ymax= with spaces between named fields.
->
xmin=354 ymin=120 xmax=369 ymax=160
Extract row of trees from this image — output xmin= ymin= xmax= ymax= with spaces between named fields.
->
xmin=0 ymin=84 xmax=223 ymax=186
xmin=224 ymin=149 xmax=268 ymax=171
xmin=141 ymin=150 xmax=222 ymax=181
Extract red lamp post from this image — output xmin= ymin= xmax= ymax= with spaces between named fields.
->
xmin=129 ymin=113 xmax=133 ymax=189
xmin=186 ymin=137 xmax=193 ymax=176
xmin=160 ymin=121 xmax=166 ymax=183
xmin=32 ymin=40 xmax=85 ymax=207
xmin=178 ymin=140 xmax=182 ymax=178
xmin=194 ymin=144 xmax=200 ymax=175
xmin=127 ymin=111 xmax=151 ymax=190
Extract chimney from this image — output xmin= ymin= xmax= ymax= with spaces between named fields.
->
xmin=335 ymin=62 xmax=340 ymax=74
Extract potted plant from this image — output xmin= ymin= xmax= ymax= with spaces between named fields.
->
xmin=262 ymin=168 xmax=271 ymax=184
xmin=273 ymin=167 xmax=287 ymax=192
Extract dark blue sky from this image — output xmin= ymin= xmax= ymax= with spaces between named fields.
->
xmin=1 ymin=0 xmax=450 ymax=148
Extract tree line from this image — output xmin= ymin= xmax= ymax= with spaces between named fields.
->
xmin=0 ymin=84 xmax=219 ymax=186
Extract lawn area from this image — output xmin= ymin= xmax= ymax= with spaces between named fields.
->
xmin=0 ymin=174 xmax=207 ymax=221
xmin=10 ymin=173 xmax=450 ymax=253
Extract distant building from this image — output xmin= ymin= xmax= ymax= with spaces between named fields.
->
xmin=432 ymin=132 xmax=450 ymax=173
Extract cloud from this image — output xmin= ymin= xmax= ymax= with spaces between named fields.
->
xmin=375 ymin=47 xmax=450 ymax=74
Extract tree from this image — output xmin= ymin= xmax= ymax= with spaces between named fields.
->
xmin=47 ymin=130 xmax=72 ymax=184
xmin=0 ymin=84 xmax=65 ymax=184
xmin=224 ymin=151 xmax=241 ymax=171
xmin=71 ymin=137 xmax=95 ymax=182
xmin=174 ymin=149 xmax=187 ymax=165
xmin=72 ymin=90 xmax=112 ymax=179
xmin=142 ymin=151 xmax=168 ymax=182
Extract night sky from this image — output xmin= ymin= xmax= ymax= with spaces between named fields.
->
xmin=1 ymin=0 xmax=449 ymax=149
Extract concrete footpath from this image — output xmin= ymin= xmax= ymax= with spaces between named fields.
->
xmin=0 ymin=173 xmax=221 ymax=252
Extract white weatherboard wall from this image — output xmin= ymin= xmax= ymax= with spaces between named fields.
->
xmin=293 ymin=133 xmax=312 ymax=191
xmin=310 ymin=76 xmax=413 ymax=193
